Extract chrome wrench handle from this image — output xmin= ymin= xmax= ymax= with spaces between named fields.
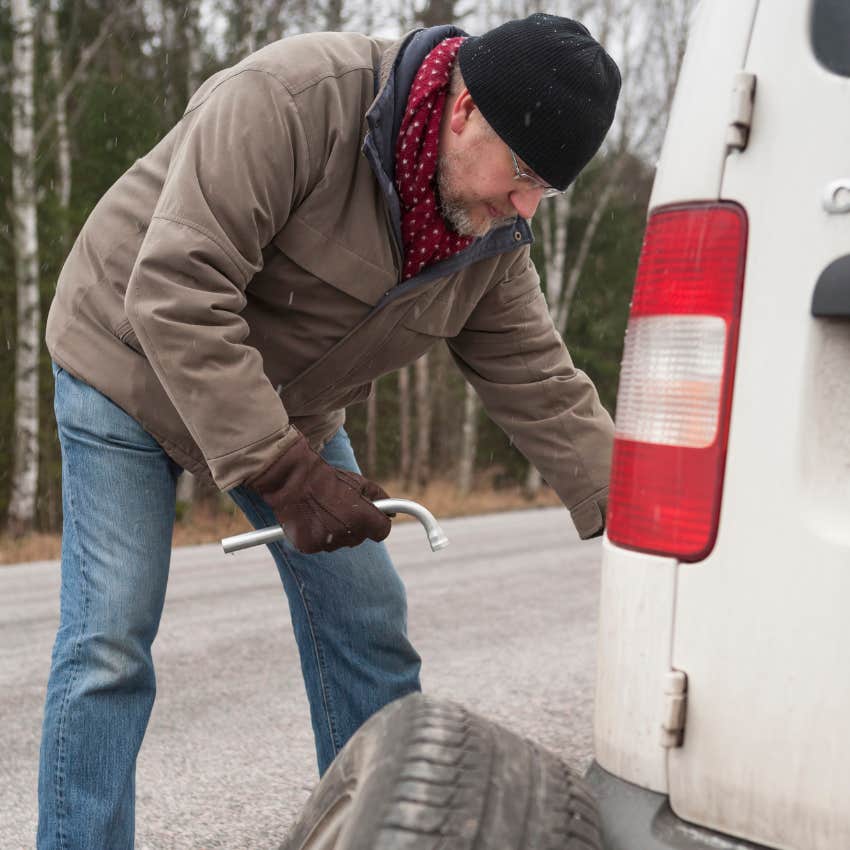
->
xmin=221 ymin=498 xmax=449 ymax=554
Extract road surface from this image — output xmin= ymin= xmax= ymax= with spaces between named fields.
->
xmin=0 ymin=507 xmax=602 ymax=849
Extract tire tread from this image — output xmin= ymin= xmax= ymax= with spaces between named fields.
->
xmin=282 ymin=694 xmax=602 ymax=850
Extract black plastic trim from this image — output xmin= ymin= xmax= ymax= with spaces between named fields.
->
xmin=584 ymin=762 xmax=772 ymax=850
xmin=811 ymin=0 xmax=850 ymax=78
xmin=811 ymin=255 xmax=850 ymax=318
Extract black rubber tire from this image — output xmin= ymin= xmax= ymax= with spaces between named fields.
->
xmin=280 ymin=693 xmax=603 ymax=850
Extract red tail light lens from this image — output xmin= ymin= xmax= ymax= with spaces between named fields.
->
xmin=607 ymin=203 xmax=748 ymax=562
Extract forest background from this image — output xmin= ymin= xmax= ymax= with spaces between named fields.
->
xmin=0 ymin=0 xmax=694 ymax=561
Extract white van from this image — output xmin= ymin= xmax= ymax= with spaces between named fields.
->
xmin=587 ymin=1 xmax=850 ymax=848
xmin=277 ymin=2 xmax=850 ymax=847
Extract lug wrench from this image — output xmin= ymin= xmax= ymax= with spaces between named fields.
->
xmin=221 ymin=498 xmax=449 ymax=554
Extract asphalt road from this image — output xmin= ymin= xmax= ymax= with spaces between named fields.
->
xmin=0 ymin=507 xmax=602 ymax=850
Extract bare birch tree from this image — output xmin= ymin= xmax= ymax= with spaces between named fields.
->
xmin=267 ymin=0 xmax=315 ymax=40
xmin=233 ymin=0 xmax=264 ymax=55
xmin=159 ymin=0 xmax=179 ymax=120
xmin=325 ymin=0 xmax=345 ymax=30
xmin=366 ymin=382 xmax=378 ymax=475
xmin=184 ymin=0 xmax=204 ymax=94
xmin=457 ymin=382 xmax=479 ymax=495
xmin=410 ymin=355 xmax=432 ymax=489
xmin=8 ymin=0 xmax=40 ymax=536
xmin=417 ymin=0 xmax=460 ymax=28
xmin=44 ymin=0 xmax=72 ymax=236
xmin=523 ymin=187 xmax=574 ymax=495
xmin=398 ymin=366 xmax=412 ymax=485
xmin=177 ymin=0 xmax=206 ymax=508
xmin=35 ymin=5 xmax=134 ymax=157
xmin=547 ymin=0 xmax=693 ymax=338
xmin=361 ymin=0 xmax=375 ymax=32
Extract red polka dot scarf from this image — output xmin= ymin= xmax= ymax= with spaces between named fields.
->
xmin=395 ymin=36 xmax=473 ymax=281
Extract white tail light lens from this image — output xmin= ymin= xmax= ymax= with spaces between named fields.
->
xmin=616 ymin=314 xmax=726 ymax=448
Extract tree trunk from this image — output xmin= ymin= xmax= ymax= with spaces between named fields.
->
xmin=184 ymin=0 xmax=203 ymax=94
xmin=539 ymin=189 xmax=573 ymax=311
xmin=418 ymin=0 xmax=457 ymax=28
xmin=244 ymin=0 xmax=263 ymax=56
xmin=39 ymin=0 xmax=72 ymax=531
xmin=429 ymin=343 xmax=451 ymax=468
xmin=456 ymin=382 xmax=479 ymax=497
xmin=8 ymin=0 xmax=40 ymax=536
xmin=174 ymin=0 xmax=200 ymax=527
xmin=45 ymin=0 xmax=71 ymax=223
xmin=362 ymin=0 xmax=374 ymax=32
xmin=524 ymin=465 xmax=542 ymax=499
xmin=411 ymin=354 xmax=431 ymax=490
xmin=555 ymin=154 xmax=628 ymax=335
xmin=159 ymin=0 xmax=179 ymax=122
xmin=325 ymin=0 xmax=344 ymax=30
xmin=524 ymin=159 xmax=622 ymax=500
xmin=265 ymin=0 xmax=285 ymax=42
xmin=524 ymin=189 xmax=572 ymax=497
xmin=176 ymin=471 xmax=197 ymax=508
xmin=35 ymin=6 xmax=127 ymax=158
xmin=366 ymin=381 xmax=378 ymax=476
xmin=398 ymin=366 xmax=411 ymax=486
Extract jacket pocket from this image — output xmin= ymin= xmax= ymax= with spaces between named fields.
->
xmin=114 ymin=319 xmax=144 ymax=355
xmin=272 ymin=215 xmax=396 ymax=307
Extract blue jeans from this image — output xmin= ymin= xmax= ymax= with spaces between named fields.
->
xmin=37 ymin=364 xmax=421 ymax=850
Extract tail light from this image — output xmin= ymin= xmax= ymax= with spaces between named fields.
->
xmin=607 ymin=202 xmax=748 ymax=562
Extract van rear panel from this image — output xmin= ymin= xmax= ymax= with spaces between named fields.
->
xmin=594 ymin=0 xmax=850 ymax=847
xmin=667 ymin=2 xmax=850 ymax=847
xmin=593 ymin=0 xmax=759 ymax=797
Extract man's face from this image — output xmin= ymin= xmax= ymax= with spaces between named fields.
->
xmin=436 ymin=94 xmax=546 ymax=237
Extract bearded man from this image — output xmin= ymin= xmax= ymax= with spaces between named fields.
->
xmin=38 ymin=13 xmax=620 ymax=849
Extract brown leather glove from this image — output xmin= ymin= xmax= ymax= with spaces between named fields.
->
xmin=249 ymin=431 xmax=391 ymax=554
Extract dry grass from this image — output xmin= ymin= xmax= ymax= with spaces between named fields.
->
xmin=382 ymin=477 xmax=560 ymax=520
xmin=0 ymin=476 xmax=560 ymax=565
xmin=0 ymin=532 xmax=65 ymax=566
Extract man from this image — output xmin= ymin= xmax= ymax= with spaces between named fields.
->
xmin=38 ymin=13 xmax=620 ymax=849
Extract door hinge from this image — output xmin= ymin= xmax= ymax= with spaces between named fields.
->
xmin=726 ymin=71 xmax=757 ymax=153
xmin=660 ymin=670 xmax=688 ymax=748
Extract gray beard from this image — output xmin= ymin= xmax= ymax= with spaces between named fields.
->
xmin=436 ymin=166 xmax=482 ymax=237
xmin=436 ymin=160 xmax=516 ymax=238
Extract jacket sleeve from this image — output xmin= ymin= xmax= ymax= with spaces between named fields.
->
xmin=448 ymin=249 xmax=613 ymax=539
xmin=124 ymin=69 xmax=311 ymax=489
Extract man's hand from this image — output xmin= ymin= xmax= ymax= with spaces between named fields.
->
xmin=249 ymin=431 xmax=391 ymax=554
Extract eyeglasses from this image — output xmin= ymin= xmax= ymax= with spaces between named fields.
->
xmin=509 ymin=149 xmax=565 ymax=198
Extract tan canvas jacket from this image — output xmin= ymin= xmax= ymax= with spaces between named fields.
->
xmin=45 ymin=26 xmax=612 ymax=538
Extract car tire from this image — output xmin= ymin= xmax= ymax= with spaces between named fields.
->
xmin=280 ymin=692 xmax=603 ymax=850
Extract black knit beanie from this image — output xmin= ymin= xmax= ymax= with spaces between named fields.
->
xmin=458 ymin=13 xmax=621 ymax=191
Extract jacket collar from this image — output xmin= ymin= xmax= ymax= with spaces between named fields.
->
xmin=362 ymin=25 xmax=533 ymax=277
xmin=366 ymin=25 xmax=466 ymax=177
